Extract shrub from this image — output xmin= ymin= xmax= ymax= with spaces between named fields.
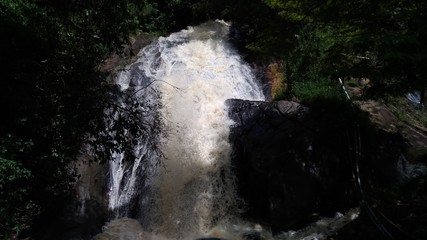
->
xmin=267 ymin=62 xmax=288 ymax=100
xmin=293 ymin=80 xmax=343 ymax=104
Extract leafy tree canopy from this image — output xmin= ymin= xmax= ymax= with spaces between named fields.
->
xmin=262 ymin=0 xmax=427 ymax=101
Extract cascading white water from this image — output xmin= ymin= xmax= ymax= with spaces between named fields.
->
xmin=108 ymin=20 xmax=265 ymax=239
xmin=99 ymin=20 xmax=362 ymax=240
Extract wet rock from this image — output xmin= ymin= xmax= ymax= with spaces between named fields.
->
xmin=227 ymin=99 xmax=406 ymax=233
xmin=242 ymin=231 xmax=261 ymax=240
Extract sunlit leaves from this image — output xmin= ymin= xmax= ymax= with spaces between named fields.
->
xmin=263 ymin=0 xmax=306 ymax=21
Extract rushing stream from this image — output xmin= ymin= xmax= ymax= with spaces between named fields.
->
xmin=99 ymin=20 xmax=358 ymax=240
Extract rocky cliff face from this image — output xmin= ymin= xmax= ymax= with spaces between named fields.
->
xmin=227 ymin=99 xmax=410 ymax=234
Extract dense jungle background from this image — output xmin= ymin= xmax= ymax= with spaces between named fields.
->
xmin=1 ymin=0 xmax=426 ymax=239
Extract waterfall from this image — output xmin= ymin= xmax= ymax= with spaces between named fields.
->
xmin=107 ymin=20 xmax=265 ymax=238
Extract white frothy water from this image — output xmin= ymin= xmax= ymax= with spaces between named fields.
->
xmin=152 ymin=21 xmax=264 ymax=236
xmin=108 ymin=20 xmax=264 ymax=238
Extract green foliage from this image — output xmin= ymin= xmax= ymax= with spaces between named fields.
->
xmin=0 ymin=158 xmax=35 ymax=237
xmin=293 ymin=80 xmax=343 ymax=104
xmin=242 ymin=0 xmax=427 ymax=103
xmin=263 ymin=0 xmax=310 ymax=22
xmin=0 ymin=136 xmax=40 ymax=238
xmin=284 ymin=24 xmax=344 ymax=103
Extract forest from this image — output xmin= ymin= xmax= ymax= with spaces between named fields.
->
xmin=1 ymin=0 xmax=426 ymax=239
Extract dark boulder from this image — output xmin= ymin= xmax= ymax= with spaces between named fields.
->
xmin=227 ymin=99 xmax=406 ymax=233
